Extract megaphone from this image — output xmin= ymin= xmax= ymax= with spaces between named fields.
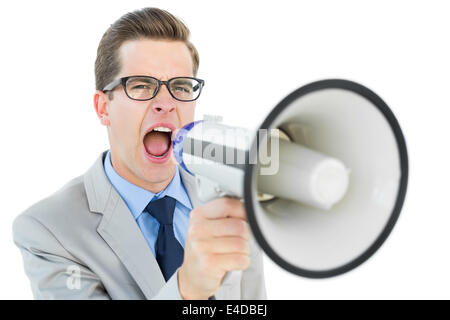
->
xmin=173 ymin=79 xmax=408 ymax=278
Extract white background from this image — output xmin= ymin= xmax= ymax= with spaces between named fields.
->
xmin=0 ymin=0 xmax=449 ymax=299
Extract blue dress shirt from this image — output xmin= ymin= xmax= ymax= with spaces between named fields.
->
xmin=103 ymin=150 xmax=192 ymax=258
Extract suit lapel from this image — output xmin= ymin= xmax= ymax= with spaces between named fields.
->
xmin=84 ymin=151 xmax=164 ymax=299
xmin=179 ymin=167 xmax=205 ymax=208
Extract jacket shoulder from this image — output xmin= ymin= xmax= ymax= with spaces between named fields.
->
xmin=17 ymin=175 xmax=88 ymax=223
xmin=12 ymin=173 xmax=101 ymax=248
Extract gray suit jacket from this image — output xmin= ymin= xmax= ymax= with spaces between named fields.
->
xmin=12 ymin=151 xmax=266 ymax=300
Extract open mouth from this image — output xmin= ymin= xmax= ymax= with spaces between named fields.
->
xmin=143 ymin=126 xmax=173 ymax=161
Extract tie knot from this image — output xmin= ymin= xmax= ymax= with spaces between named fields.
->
xmin=146 ymin=196 xmax=176 ymax=225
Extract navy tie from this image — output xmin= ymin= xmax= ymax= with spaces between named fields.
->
xmin=146 ymin=196 xmax=184 ymax=281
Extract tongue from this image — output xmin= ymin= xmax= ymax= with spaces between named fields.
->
xmin=144 ymin=131 xmax=170 ymax=156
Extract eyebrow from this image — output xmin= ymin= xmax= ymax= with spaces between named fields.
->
xmin=171 ymin=79 xmax=193 ymax=86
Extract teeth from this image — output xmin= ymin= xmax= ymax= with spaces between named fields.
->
xmin=152 ymin=126 xmax=172 ymax=132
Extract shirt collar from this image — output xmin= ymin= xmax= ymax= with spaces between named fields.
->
xmin=103 ymin=150 xmax=192 ymax=220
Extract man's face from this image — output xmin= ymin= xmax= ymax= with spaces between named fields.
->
xmin=98 ymin=39 xmax=196 ymax=191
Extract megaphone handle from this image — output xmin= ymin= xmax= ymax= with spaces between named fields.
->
xmin=195 ymin=175 xmax=239 ymax=202
xmin=221 ymin=270 xmax=243 ymax=289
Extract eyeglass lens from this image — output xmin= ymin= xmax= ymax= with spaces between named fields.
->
xmin=125 ymin=77 xmax=201 ymax=101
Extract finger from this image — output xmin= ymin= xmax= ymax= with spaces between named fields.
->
xmin=196 ymin=237 xmax=250 ymax=255
xmin=195 ymin=197 xmax=247 ymax=220
xmin=211 ymin=253 xmax=251 ymax=272
xmin=189 ymin=217 xmax=251 ymax=240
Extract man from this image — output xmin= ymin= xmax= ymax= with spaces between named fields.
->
xmin=12 ymin=7 xmax=266 ymax=300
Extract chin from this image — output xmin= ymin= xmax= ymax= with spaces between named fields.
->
xmin=141 ymin=150 xmax=176 ymax=180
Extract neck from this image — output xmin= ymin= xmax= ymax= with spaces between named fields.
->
xmin=139 ymin=169 xmax=175 ymax=194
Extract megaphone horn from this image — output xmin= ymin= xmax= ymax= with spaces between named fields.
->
xmin=173 ymin=79 xmax=408 ymax=278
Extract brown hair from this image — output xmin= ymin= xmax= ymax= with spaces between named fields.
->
xmin=94 ymin=7 xmax=199 ymax=97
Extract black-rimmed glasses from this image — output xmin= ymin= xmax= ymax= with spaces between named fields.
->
xmin=102 ymin=76 xmax=205 ymax=102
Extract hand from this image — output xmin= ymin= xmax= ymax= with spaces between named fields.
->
xmin=178 ymin=197 xmax=251 ymax=300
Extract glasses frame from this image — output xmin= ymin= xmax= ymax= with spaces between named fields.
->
xmin=102 ymin=75 xmax=205 ymax=102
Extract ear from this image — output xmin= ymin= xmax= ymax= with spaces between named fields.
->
xmin=93 ymin=90 xmax=111 ymax=126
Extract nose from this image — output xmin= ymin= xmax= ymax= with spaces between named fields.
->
xmin=150 ymin=84 xmax=176 ymax=114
